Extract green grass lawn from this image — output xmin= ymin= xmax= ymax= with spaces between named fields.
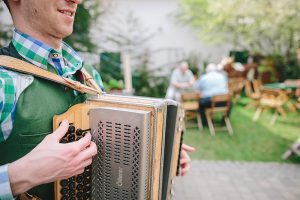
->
xmin=183 ymin=99 xmax=300 ymax=163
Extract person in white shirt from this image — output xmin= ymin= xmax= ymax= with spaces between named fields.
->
xmin=166 ymin=61 xmax=195 ymax=101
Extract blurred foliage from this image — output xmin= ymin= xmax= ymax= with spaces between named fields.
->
xmin=0 ymin=3 xmax=12 ymax=47
xmin=132 ymin=65 xmax=169 ymax=98
xmin=132 ymin=53 xmax=169 ymax=98
xmin=96 ymin=10 xmax=155 ymax=54
xmin=64 ymin=0 xmax=103 ymax=52
xmin=99 ymin=52 xmax=123 ymax=86
xmin=184 ymin=52 xmax=200 ymax=77
xmin=177 ymin=0 xmax=300 ymax=79
xmin=99 ymin=52 xmax=126 ymax=93
xmin=177 ymin=0 xmax=300 ymax=58
xmin=103 ymin=79 xmax=124 ymax=92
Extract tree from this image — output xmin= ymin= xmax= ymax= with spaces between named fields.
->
xmin=95 ymin=10 xmax=155 ymax=55
xmin=177 ymin=0 xmax=300 ymax=59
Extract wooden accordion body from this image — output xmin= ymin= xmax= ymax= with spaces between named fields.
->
xmin=53 ymin=94 xmax=184 ymax=200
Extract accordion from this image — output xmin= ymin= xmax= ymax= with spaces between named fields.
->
xmin=53 ymin=94 xmax=184 ymax=200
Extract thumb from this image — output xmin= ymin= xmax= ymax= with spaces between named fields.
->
xmin=52 ymin=119 xmax=69 ymax=140
xmin=182 ymin=144 xmax=196 ymax=152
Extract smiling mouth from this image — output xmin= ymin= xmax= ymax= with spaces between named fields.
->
xmin=58 ymin=10 xmax=74 ymax=17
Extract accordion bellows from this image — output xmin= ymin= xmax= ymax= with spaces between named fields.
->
xmin=53 ymin=94 xmax=184 ymax=200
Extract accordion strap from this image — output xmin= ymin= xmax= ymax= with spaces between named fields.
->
xmin=0 ymin=55 xmax=102 ymax=95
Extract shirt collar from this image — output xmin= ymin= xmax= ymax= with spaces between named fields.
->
xmin=12 ymin=29 xmax=83 ymax=77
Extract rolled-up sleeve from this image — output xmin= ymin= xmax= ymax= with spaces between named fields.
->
xmin=0 ymin=164 xmax=14 ymax=200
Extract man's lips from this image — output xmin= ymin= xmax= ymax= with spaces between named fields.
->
xmin=58 ymin=9 xmax=75 ymax=17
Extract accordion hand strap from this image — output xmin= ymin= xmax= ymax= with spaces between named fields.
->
xmin=81 ymin=68 xmax=102 ymax=93
xmin=0 ymin=55 xmax=102 ymax=95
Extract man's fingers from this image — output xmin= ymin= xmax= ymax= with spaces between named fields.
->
xmin=181 ymin=163 xmax=190 ymax=176
xmin=53 ymin=119 xmax=69 ymax=140
xmin=182 ymin=144 xmax=196 ymax=152
xmin=181 ymin=149 xmax=191 ymax=162
xmin=70 ymin=132 xmax=92 ymax=153
xmin=77 ymin=158 xmax=93 ymax=171
xmin=180 ymin=148 xmax=191 ymax=176
xmin=180 ymin=158 xmax=191 ymax=176
xmin=180 ymin=157 xmax=190 ymax=165
xmin=74 ymin=141 xmax=97 ymax=163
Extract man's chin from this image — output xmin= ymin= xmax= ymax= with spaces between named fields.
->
xmin=59 ymin=28 xmax=74 ymax=38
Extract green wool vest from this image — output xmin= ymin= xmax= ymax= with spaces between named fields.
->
xmin=0 ymin=43 xmax=87 ymax=199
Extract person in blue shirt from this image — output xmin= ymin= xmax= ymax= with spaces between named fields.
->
xmin=194 ymin=63 xmax=230 ymax=125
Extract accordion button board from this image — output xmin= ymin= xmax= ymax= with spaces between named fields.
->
xmin=58 ymin=123 xmax=92 ymax=200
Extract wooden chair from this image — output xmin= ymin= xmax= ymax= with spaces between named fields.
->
xmin=244 ymin=79 xmax=261 ymax=109
xmin=228 ymin=77 xmax=245 ymax=102
xmin=181 ymin=91 xmax=203 ymax=130
xmin=205 ymin=94 xmax=233 ymax=135
xmin=296 ymin=97 xmax=300 ymax=110
xmin=282 ymin=136 xmax=300 ymax=160
xmin=253 ymin=88 xmax=288 ymax=124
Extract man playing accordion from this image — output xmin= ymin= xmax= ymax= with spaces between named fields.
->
xmin=0 ymin=0 xmax=194 ymax=199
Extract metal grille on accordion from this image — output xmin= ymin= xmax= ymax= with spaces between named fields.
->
xmin=53 ymin=94 xmax=184 ymax=200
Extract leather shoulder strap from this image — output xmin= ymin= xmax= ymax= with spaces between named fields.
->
xmin=0 ymin=55 xmax=102 ymax=95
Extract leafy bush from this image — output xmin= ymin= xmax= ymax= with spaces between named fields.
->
xmin=132 ymin=65 xmax=169 ymax=98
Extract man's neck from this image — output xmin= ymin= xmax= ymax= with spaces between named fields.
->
xmin=14 ymin=25 xmax=62 ymax=52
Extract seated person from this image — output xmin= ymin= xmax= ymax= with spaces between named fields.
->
xmin=194 ymin=63 xmax=230 ymax=125
xmin=166 ymin=61 xmax=195 ymax=101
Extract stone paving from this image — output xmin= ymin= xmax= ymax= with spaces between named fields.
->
xmin=173 ymin=160 xmax=300 ymax=200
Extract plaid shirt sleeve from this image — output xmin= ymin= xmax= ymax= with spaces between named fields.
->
xmin=0 ymin=164 xmax=14 ymax=200
xmin=0 ymin=68 xmax=16 ymax=143
xmin=0 ymin=69 xmax=32 ymax=200
xmin=0 ymin=68 xmax=33 ymax=143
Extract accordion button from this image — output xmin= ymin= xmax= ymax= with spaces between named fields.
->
xmin=60 ymin=179 xmax=68 ymax=187
xmin=69 ymin=176 xmax=75 ymax=182
xmin=60 ymin=188 xmax=68 ymax=196
xmin=68 ymin=181 xmax=75 ymax=189
xmin=77 ymin=174 xmax=84 ymax=182
xmin=68 ymin=125 xmax=75 ymax=133
xmin=76 ymin=129 xmax=83 ymax=136
xmin=85 ymin=167 xmax=91 ymax=172
xmin=60 ymin=138 xmax=68 ymax=143
xmin=76 ymin=191 xmax=83 ymax=198
xmin=83 ymin=171 xmax=90 ymax=178
xmin=83 ymin=179 xmax=91 ymax=186
xmin=76 ymin=183 xmax=83 ymax=191
xmin=69 ymin=189 xmax=76 ymax=197
xmin=83 ymin=186 xmax=90 ymax=193
xmin=83 ymin=193 xmax=90 ymax=199
xmin=68 ymin=134 xmax=75 ymax=141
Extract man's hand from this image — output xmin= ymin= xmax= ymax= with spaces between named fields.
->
xmin=8 ymin=120 xmax=97 ymax=195
xmin=179 ymin=144 xmax=195 ymax=176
